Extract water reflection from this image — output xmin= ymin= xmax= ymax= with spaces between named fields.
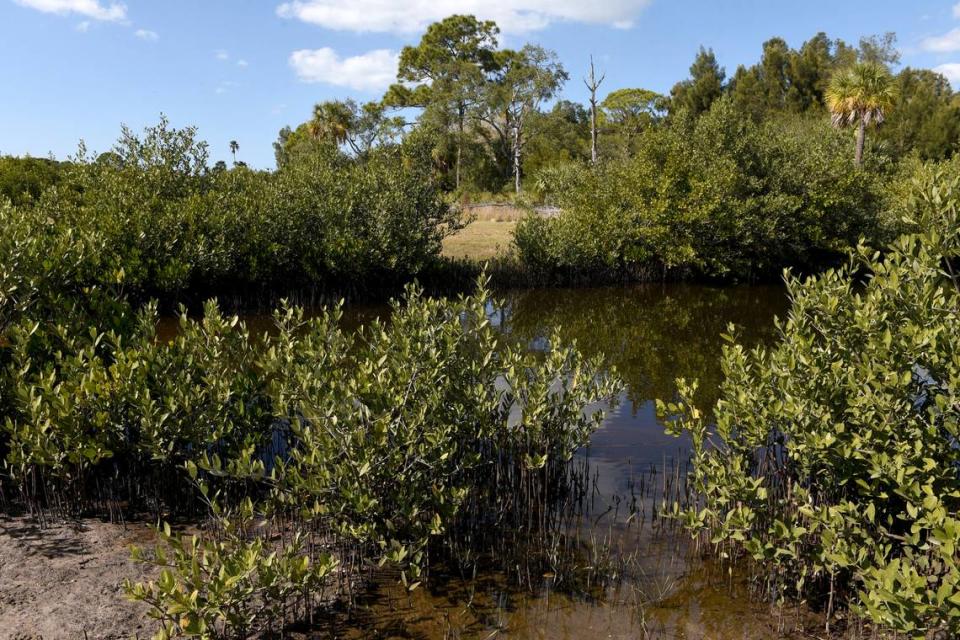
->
xmin=324 ymin=561 xmax=792 ymax=639
xmin=165 ymin=284 xmax=792 ymax=638
xmin=501 ymin=284 xmax=787 ymax=507
xmin=500 ymin=283 xmax=787 ymax=412
xmin=316 ymin=283 xmax=793 ymax=639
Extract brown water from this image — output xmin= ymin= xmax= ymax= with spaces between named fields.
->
xmin=170 ymin=284 xmax=798 ymax=638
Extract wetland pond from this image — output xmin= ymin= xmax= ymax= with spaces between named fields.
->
xmin=168 ymin=283 xmax=793 ymax=639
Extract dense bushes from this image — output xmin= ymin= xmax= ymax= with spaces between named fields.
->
xmin=516 ymin=100 xmax=892 ymax=281
xmin=4 ymin=117 xmax=456 ymax=305
xmin=3 ymin=282 xmax=616 ymax=514
xmin=0 ymin=276 xmax=619 ymax=636
xmin=0 ymin=116 xmax=620 ymax=631
xmin=1 ymin=301 xmax=275 ymax=517
xmin=658 ymin=165 xmax=960 ymax=635
xmin=0 ymin=156 xmax=64 ymax=206
xmin=203 ymin=148 xmax=454 ymax=289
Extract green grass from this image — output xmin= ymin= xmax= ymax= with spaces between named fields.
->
xmin=442 ymin=220 xmax=517 ymax=261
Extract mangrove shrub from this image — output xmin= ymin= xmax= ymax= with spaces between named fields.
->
xmin=1 ymin=277 xmax=620 ymax=636
xmin=516 ymin=100 xmax=889 ymax=281
xmin=659 ymin=165 xmax=960 ymax=635
xmin=6 ymin=117 xmax=456 ymax=302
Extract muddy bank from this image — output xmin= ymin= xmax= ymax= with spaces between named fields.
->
xmin=0 ymin=516 xmax=154 ymax=640
xmin=0 ymin=513 xmax=847 ymax=639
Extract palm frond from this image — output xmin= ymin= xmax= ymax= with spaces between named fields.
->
xmin=825 ymin=61 xmax=898 ymax=129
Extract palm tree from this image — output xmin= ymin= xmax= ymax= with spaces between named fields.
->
xmin=825 ymin=62 xmax=897 ymax=167
xmin=308 ymin=101 xmax=354 ymax=147
xmin=229 ymin=140 xmax=239 ymax=165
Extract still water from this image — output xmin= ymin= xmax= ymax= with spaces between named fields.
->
xmin=314 ymin=283 xmax=795 ymax=640
xmin=161 ymin=284 xmax=793 ymax=638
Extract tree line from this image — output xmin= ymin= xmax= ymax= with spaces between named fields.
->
xmin=2 ymin=17 xmax=958 ymax=291
xmin=275 ymin=20 xmax=958 ymax=196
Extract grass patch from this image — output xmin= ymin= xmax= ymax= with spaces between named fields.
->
xmin=442 ymin=219 xmax=517 ymax=261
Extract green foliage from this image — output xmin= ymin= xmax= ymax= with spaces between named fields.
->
xmin=282 ymin=24 xmax=958 ymax=203
xmin=385 ymin=14 xmax=502 ymax=190
xmin=1 ymin=117 xmax=454 ymax=302
xmin=125 ymin=504 xmax=336 ymax=640
xmin=522 ymin=101 xmax=591 ymax=177
xmin=878 ymin=68 xmax=960 ymax=161
xmin=826 ymin=61 xmax=898 ymax=166
xmin=204 ymin=144 xmax=454 ymax=288
xmin=515 ymin=100 xmax=888 ymax=280
xmin=3 ymin=275 xmax=620 ymax=634
xmin=107 ymin=281 xmax=622 ymax=637
xmin=392 ymin=14 xmax=501 ymax=89
xmin=670 ymin=47 xmax=726 ymax=117
xmin=0 ymin=156 xmax=64 ymax=206
xmin=729 ymin=33 xmax=850 ymax=120
xmin=2 ymin=301 xmax=274 ymax=509
xmin=0 ymin=197 xmax=119 ymax=338
xmin=599 ymin=88 xmax=665 ymax=158
xmin=300 ymin=99 xmax=403 ymax=159
xmin=658 ymin=168 xmax=960 ymax=635
xmin=206 ymin=281 xmax=619 ymax=582
xmin=375 ymin=14 xmax=573 ymax=194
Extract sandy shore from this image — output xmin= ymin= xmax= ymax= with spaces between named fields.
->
xmin=0 ymin=515 xmax=155 ymax=640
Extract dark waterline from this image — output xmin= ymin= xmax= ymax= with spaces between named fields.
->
xmin=160 ymin=283 xmax=792 ymax=638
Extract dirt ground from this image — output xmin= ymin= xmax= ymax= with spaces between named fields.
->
xmin=0 ymin=515 xmax=156 ymax=640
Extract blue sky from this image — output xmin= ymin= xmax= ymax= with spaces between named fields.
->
xmin=2 ymin=0 xmax=960 ymax=168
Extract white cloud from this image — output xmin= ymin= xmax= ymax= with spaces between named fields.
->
xmin=215 ymin=49 xmax=230 ymax=61
xmin=75 ymin=19 xmax=90 ymax=31
xmin=954 ymin=3 xmax=960 ymax=19
xmin=935 ymin=63 xmax=960 ymax=86
xmin=276 ymin=0 xmax=650 ymax=34
xmin=135 ymin=28 xmax=158 ymax=41
xmin=289 ymin=48 xmax=398 ymax=91
xmin=922 ymin=28 xmax=960 ymax=53
xmin=237 ymin=59 xmax=249 ymax=68
xmin=14 ymin=0 xmax=126 ymax=21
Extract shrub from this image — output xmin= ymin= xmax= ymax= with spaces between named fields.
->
xmin=125 ymin=502 xmax=336 ymax=640
xmin=113 ymin=281 xmax=619 ymax=637
xmin=2 ymin=301 xmax=275 ymax=516
xmin=0 ymin=156 xmax=64 ymax=206
xmin=0 ymin=199 xmax=116 ymax=336
xmin=3 ymin=273 xmax=619 ymax=631
xmin=205 ymin=281 xmax=620 ymax=584
xmin=2 ymin=117 xmax=456 ymax=303
xmin=658 ymin=166 xmax=960 ymax=635
xmin=515 ymin=100 xmax=889 ymax=281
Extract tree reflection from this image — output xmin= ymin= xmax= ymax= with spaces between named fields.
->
xmin=500 ymin=283 xmax=788 ymax=413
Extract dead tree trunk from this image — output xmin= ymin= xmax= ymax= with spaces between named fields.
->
xmin=513 ymin=114 xmax=522 ymax=194
xmin=584 ymin=55 xmax=605 ymax=165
